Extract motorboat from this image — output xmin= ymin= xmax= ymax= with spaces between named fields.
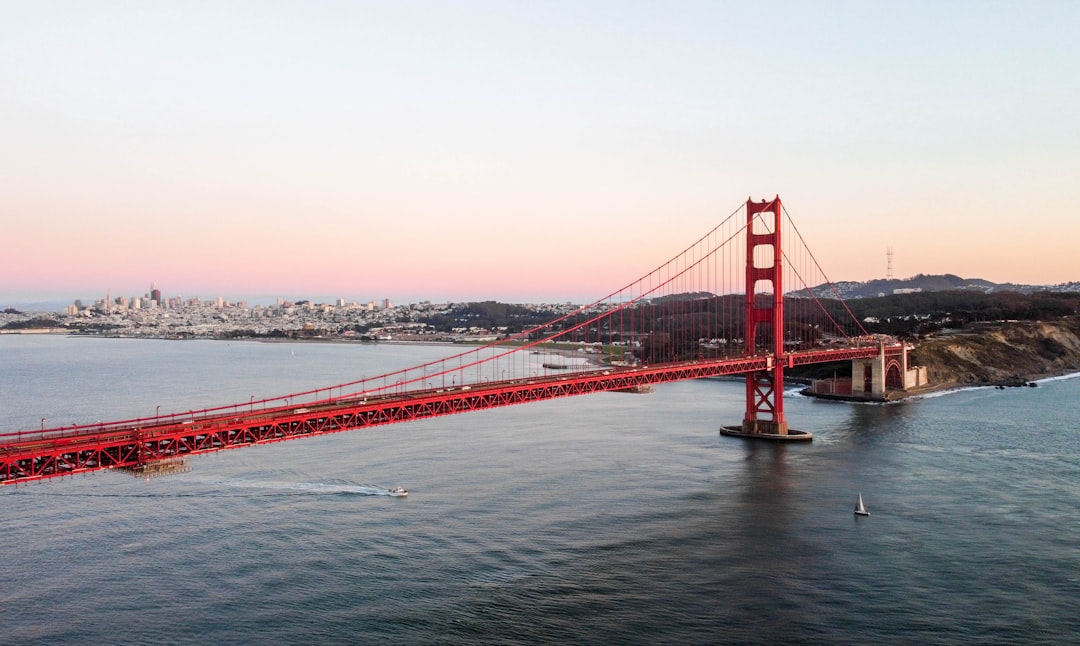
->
xmin=388 ymin=487 xmax=409 ymax=497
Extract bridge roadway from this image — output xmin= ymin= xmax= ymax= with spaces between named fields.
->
xmin=0 ymin=345 xmax=900 ymax=485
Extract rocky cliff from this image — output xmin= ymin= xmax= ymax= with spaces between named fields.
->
xmin=910 ymin=316 xmax=1080 ymax=387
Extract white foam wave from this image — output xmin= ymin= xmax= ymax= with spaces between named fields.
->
xmin=907 ymin=385 xmax=996 ymax=401
xmin=215 ymin=478 xmax=391 ymax=496
xmin=1034 ymin=371 xmax=1080 ymax=384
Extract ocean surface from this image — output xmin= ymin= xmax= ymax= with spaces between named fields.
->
xmin=2 ymin=335 xmax=1079 ymax=645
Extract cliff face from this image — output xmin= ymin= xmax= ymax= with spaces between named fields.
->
xmin=910 ymin=316 xmax=1080 ymax=387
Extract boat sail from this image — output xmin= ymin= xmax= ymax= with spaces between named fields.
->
xmin=854 ymin=492 xmax=870 ymax=516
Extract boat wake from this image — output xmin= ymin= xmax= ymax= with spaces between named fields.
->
xmin=7 ymin=477 xmax=407 ymax=498
xmin=214 ymin=478 xmax=401 ymax=496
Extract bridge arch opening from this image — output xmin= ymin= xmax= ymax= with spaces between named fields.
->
xmin=751 ymin=214 xmax=776 ymax=235
xmin=752 ymin=244 xmax=776 ymax=269
xmin=885 ymin=362 xmax=904 ymax=390
xmin=751 ymin=279 xmax=776 ymax=300
xmin=746 ymin=321 xmax=775 ymax=351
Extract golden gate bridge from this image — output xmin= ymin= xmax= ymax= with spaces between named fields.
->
xmin=1 ymin=196 xmax=914 ymax=485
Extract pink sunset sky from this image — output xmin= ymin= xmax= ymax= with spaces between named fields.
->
xmin=2 ymin=2 xmax=1078 ymax=306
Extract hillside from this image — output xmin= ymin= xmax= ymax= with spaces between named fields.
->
xmin=910 ymin=316 xmax=1080 ymax=388
xmin=798 ymin=274 xmax=1080 ymax=300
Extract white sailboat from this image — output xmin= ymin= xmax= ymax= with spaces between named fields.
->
xmin=854 ymin=492 xmax=870 ymax=516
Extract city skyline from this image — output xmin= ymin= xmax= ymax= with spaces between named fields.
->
xmin=3 ymin=2 xmax=1078 ymax=306
xmin=3 ymin=285 xmax=401 ymax=311
xmin=9 ymin=267 xmax=1080 ymax=313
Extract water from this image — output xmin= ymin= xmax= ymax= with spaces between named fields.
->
xmin=2 ymin=335 xmax=1079 ymax=644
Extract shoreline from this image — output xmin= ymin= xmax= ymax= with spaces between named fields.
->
xmin=800 ymin=368 xmax=1080 ymax=404
xmin=0 ymin=330 xmax=483 ymax=348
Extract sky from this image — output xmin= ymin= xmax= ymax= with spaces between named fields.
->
xmin=2 ymin=1 xmax=1078 ymax=306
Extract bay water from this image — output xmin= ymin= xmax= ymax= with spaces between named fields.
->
xmin=2 ymin=335 xmax=1079 ymax=644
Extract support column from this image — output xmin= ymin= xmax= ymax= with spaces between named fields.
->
xmin=850 ymin=345 xmax=886 ymax=399
xmin=722 ymin=196 xmax=810 ymax=441
xmin=743 ymin=196 xmax=787 ymax=435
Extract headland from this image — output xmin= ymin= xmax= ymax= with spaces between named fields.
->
xmin=800 ymin=316 xmax=1080 ymax=401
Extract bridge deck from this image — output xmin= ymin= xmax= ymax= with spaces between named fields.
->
xmin=1 ymin=346 xmax=899 ymax=485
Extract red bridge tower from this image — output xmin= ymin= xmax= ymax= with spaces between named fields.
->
xmin=724 ymin=196 xmax=810 ymax=440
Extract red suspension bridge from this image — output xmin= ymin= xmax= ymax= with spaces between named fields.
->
xmin=1 ymin=196 xmax=915 ymax=485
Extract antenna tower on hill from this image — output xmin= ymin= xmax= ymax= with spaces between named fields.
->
xmin=887 ymin=247 xmax=894 ymax=280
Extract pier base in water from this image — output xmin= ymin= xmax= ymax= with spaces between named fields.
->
xmin=121 ymin=458 xmax=191 ymax=478
xmin=720 ymin=425 xmax=813 ymax=441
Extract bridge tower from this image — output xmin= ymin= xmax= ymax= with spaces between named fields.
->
xmin=719 ymin=196 xmax=809 ymax=440
xmin=741 ymin=196 xmax=788 ymax=436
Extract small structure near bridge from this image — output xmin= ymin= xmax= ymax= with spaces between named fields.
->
xmin=808 ymin=341 xmax=927 ymax=401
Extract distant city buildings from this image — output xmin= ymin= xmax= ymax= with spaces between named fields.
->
xmin=2 ymin=289 xmax=590 ymax=342
xmin=65 ymin=284 xmax=397 ymax=319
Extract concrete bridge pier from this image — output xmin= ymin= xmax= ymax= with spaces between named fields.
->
xmin=720 ymin=367 xmax=813 ymax=441
xmin=850 ymin=342 xmax=927 ymax=400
